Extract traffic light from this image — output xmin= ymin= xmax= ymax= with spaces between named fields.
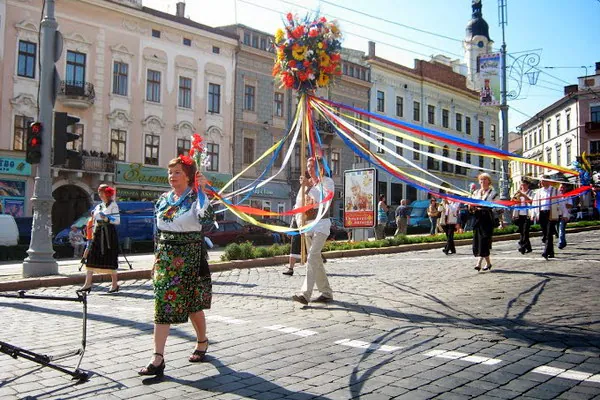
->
xmin=53 ymin=112 xmax=80 ymax=166
xmin=26 ymin=122 xmax=43 ymax=164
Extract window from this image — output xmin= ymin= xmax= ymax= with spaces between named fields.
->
xmin=413 ymin=101 xmax=420 ymax=121
xmin=13 ymin=115 xmax=33 ymax=151
xmin=427 ymin=145 xmax=439 ymax=170
xmin=546 ymin=148 xmax=552 ymax=164
xmin=244 ymin=85 xmax=255 ymax=111
xmin=590 ymin=140 xmax=600 ymax=153
xmin=112 ymin=61 xmax=128 ymax=96
xmin=376 ymin=132 xmax=385 ymax=154
xmin=274 ymin=92 xmax=284 ymax=117
xmin=144 ymin=134 xmax=160 ymax=165
xmin=465 ymin=116 xmax=471 ymax=135
xmin=332 ymin=151 xmax=340 ymax=176
xmin=66 ymin=51 xmax=86 ymax=88
xmin=396 ymin=138 xmax=403 ymax=156
xmin=566 ymin=112 xmax=571 ymax=131
xmin=177 ymin=138 xmax=190 ymax=156
xmin=208 ymin=83 xmax=221 ymax=114
xmin=546 ymin=120 xmax=551 ymax=140
xmin=491 ymin=159 xmax=496 ymax=171
xmin=243 ymin=137 xmax=255 ymax=164
xmin=478 ymin=120 xmax=484 ymax=138
xmin=556 ymin=115 xmax=561 ymax=135
xmin=456 ymin=113 xmax=462 ymax=132
xmin=455 ymin=148 xmax=466 ymax=175
xmin=479 ymin=155 xmax=484 ymax=169
xmin=376 ymin=91 xmax=385 ymax=112
xmin=251 ymin=35 xmax=258 ymax=48
xmin=538 ymin=129 xmax=542 ymax=144
xmin=396 ymin=96 xmax=403 ymax=117
xmin=178 ymin=77 xmax=192 ymax=108
xmin=413 ymin=142 xmax=420 ymax=160
xmin=490 ymin=124 xmax=496 ymax=141
xmin=212 ymin=46 xmax=220 ymax=54
xmin=206 ymin=143 xmax=219 ymax=171
xmin=466 ymin=152 xmax=472 ymax=167
xmin=110 ymin=129 xmax=127 ymax=161
xmin=152 ymin=29 xmax=161 ymax=38
xmin=260 ymin=37 xmax=267 ymax=50
xmin=243 ymin=33 xmax=251 ymax=45
xmin=17 ymin=40 xmax=36 ymax=78
xmin=183 ymin=38 xmax=191 ymax=46
xmin=566 ymin=142 xmax=572 ymax=165
xmin=427 ymin=105 xmax=435 ymax=124
xmin=68 ymin=123 xmax=84 ymax=151
xmin=442 ymin=109 xmax=449 ymax=128
xmin=146 ymin=69 xmax=161 ymax=102
xmin=442 ymin=146 xmax=451 ymax=172
xmin=591 ymin=106 xmax=600 ymax=122
xmin=556 ymin=145 xmax=561 ymax=166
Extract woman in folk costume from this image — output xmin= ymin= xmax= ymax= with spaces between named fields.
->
xmin=470 ymin=173 xmax=498 ymax=271
xmin=511 ymin=179 xmax=534 ymax=254
xmin=139 ymin=138 xmax=215 ymax=377
xmin=441 ymin=199 xmax=460 ymax=255
xmin=79 ymin=184 xmax=120 ymax=293
xmin=531 ymin=174 xmax=560 ymax=260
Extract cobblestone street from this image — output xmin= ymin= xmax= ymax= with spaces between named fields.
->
xmin=1 ymin=231 xmax=599 ymax=399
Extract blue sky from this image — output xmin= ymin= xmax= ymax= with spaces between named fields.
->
xmin=144 ymin=0 xmax=598 ymax=132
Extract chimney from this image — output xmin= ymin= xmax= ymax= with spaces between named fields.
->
xmin=596 ymin=61 xmax=600 ymax=75
xmin=564 ymin=84 xmax=578 ymax=96
xmin=176 ymin=1 xmax=185 ymax=18
xmin=368 ymin=41 xmax=376 ymax=58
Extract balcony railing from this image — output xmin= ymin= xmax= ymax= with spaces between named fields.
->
xmin=57 ymin=80 xmax=95 ymax=108
xmin=585 ymin=121 xmax=600 ymax=134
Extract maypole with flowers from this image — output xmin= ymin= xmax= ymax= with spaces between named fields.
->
xmin=273 ymin=12 xmax=343 ymax=262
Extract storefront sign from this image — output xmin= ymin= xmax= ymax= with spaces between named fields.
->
xmin=204 ymin=172 xmax=233 ymax=191
xmin=0 ymin=179 xmax=26 ymax=217
xmin=343 ymin=168 xmax=376 ymax=228
xmin=0 ymin=157 xmax=31 ymax=176
xmin=237 ymin=179 xmax=290 ymax=199
xmin=117 ymin=187 xmax=163 ymax=200
xmin=115 ymin=163 xmax=170 ymax=187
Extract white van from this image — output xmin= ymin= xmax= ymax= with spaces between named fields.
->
xmin=0 ymin=214 xmax=19 ymax=246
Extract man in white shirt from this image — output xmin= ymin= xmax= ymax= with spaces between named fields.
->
xmin=557 ymin=183 xmax=572 ymax=249
xmin=293 ymin=157 xmax=335 ymax=305
xmin=532 ymin=175 xmax=559 ymax=259
xmin=511 ymin=180 xmax=533 ymax=254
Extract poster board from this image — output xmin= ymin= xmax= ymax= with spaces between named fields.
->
xmin=343 ymin=168 xmax=376 ymax=228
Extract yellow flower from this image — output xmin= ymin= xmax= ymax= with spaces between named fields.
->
xmin=319 ymin=52 xmax=330 ymax=67
xmin=277 ymin=48 xmax=284 ymax=61
xmin=275 ymin=28 xmax=284 ymax=44
xmin=317 ymin=42 xmax=323 ymax=49
xmin=292 ymin=44 xmax=308 ymax=61
xmin=317 ymin=72 xmax=330 ymax=87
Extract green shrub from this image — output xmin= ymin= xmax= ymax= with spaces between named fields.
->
xmin=256 ymin=247 xmax=271 ymax=258
xmin=239 ymin=241 xmax=255 ymax=260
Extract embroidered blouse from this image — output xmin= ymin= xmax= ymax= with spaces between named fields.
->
xmin=92 ymin=201 xmax=120 ymax=231
xmin=155 ymin=188 xmax=213 ymax=232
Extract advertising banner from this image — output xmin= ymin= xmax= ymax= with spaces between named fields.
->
xmin=0 ymin=156 xmax=31 ymax=176
xmin=115 ymin=162 xmax=170 ymax=188
xmin=343 ymin=168 xmax=376 ymax=228
xmin=478 ymin=53 xmax=501 ymax=106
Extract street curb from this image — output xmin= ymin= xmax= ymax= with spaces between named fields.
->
xmin=1 ymin=225 xmax=598 ymax=291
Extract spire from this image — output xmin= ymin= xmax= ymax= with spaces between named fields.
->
xmin=466 ymin=0 xmax=491 ymax=42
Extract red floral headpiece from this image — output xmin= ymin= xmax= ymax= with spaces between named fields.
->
xmin=178 ymin=154 xmax=194 ymax=166
xmin=102 ymin=186 xmax=116 ymax=198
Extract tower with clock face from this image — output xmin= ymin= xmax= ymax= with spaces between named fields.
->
xmin=464 ymin=0 xmax=493 ymax=91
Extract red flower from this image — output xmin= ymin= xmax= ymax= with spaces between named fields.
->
xmin=179 ymin=155 xmax=193 ymax=166
xmin=288 ymin=60 xmax=297 ymax=68
xmin=102 ymin=186 xmax=116 ymax=198
xmin=164 ymin=290 xmax=177 ymax=302
xmin=282 ymin=72 xmax=295 ymax=88
xmin=303 ymin=60 xmax=310 ymax=67
xmin=286 ymin=12 xmax=293 ymax=22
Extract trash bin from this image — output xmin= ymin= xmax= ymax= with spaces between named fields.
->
xmin=123 ymin=237 xmax=132 ymax=251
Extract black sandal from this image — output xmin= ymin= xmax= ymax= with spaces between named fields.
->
xmin=138 ymin=353 xmax=165 ymax=376
xmin=189 ymin=339 xmax=208 ymax=363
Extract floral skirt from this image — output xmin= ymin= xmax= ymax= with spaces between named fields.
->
xmin=153 ymin=231 xmax=212 ymax=324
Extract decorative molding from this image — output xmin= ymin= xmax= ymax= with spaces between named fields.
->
xmin=63 ymin=32 xmax=92 ymax=53
xmin=15 ymin=20 xmax=38 ymax=42
xmin=107 ymin=109 xmax=133 ymax=130
xmin=9 ymin=93 xmax=37 ymax=116
xmin=206 ymin=125 xmax=224 ymax=141
xmin=142 ymin=115 xmax=165 ymax=134
xmin=143 ymin=54 xmax=168 ymax=66
xmin=176 ymin=62 xmax=198 ymax=73
xmin=110 ymin=43 xmax=133 ymax=56
xmin=122 ymin=19 xmax=149 ymax=35
xmin=174 ymin=121 xmax=195 ymax=136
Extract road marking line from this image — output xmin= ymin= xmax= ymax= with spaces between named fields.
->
xmin=532 ymin=366 xmax=598 ymax=382
xmin=206 ymin=315 xmax=248 ymax=324
xmin=265 ymin=325 xmax=318 ymax=337
xmin=423 ymin=349 xmax=502 ymax=365
xmin=335 ymin=339 xmax=401 ymax=352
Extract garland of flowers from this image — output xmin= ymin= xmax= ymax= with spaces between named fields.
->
xmin=273 ymin=13 xmax=343 ymax=92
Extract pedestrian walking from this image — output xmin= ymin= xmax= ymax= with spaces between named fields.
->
xmin=283 ymin=172 xmax=311 ymax=276
xmin=78 ymin=184 xmax=120 ymax=293
xmin=292 ymin=157 xmax=335 ymax=305
xmin=557 ymin=183 xmax=572 ymax=249
xmin=427 ymin=198 xmax=440 ymax=235
xmin=470 ymin=173 xmax=498 ymax=271
xmin=68 ymin=225 xmax=86 ymax=259
xmin=511 ymin=179 xmax=533 ymax=254
xmin=139 ymin=155 xmax=214 ymax=377
xmin=394 ymin=199 xmax=410 ymax=236
xmin=441 ymin=199 xmax=459 ymax=255
xmin=532 ymin=174 xmax=559 ymax=260
xmin=375 ymin=195 xmax=388 ymax=239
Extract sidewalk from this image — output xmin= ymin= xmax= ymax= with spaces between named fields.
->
xmin=1 ymin=225 xmax=598 ymax=291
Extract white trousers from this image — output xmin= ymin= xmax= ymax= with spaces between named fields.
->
xmin=300 ymin=231 xmax=332 ymax=299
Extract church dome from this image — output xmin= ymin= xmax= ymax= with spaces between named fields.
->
xmin=466 ymin=0 xmax=491 ymax=41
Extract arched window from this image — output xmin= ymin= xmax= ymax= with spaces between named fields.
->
xmin=427 ymin=144 xmax=439 ymax=170
xmin=455 ymin=148 xmax=466 ymax=175
xmin=442 ymin=145 xmax=451 ymax=172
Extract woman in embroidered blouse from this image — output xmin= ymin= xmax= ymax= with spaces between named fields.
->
xmin=139 ymin=156 xmax=214 ymax=377
xmin=470 ymin=172 xmax=498 ymax=271
xmin=79 ymin=184 xmax=120 ymax=293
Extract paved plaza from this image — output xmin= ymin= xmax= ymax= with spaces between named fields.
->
xmin=0 ymin=231 xmax=599 ymax=399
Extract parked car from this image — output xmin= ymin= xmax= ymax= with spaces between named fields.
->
xmin=408 ymin=200 xmax=432 ymax=229
xmin=204 ymin=220 xmax=282 ymax=246
xmin=329 ymin=218 xmax=349 ymax=240
xmin=14 ymin=217 xmax=33 ymax=244
xmin=0 ymin=214 xmax=19 ymax=246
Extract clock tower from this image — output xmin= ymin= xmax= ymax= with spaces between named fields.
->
xmin=463 ymin=0 xmax=493 ymax=90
